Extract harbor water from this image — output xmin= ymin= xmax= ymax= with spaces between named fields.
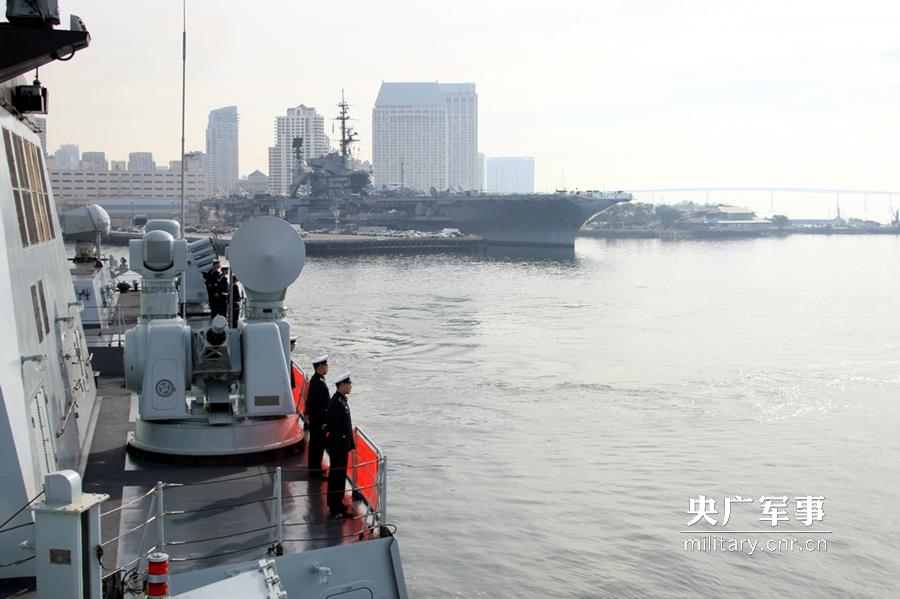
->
xmin=284 ymin=234 xmax=900 ymax=597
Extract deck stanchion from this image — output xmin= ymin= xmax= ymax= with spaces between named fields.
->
xmin=157 ymin=481 xmax=166 ymax=552
xmin=274 ymin=467 xmax=283 ymax=554
xmin=381 ymin=454 xmax=387 ymax=528
xmin=136 ymin=491 xmax=158 ymax=574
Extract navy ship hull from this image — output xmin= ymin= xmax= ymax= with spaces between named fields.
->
xmin=329 ymin=193 xmax=629 ymax=248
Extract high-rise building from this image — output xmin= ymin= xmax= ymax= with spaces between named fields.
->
xmin=81 ymin=151 xmax=108 ymax=171
xmin=54 ymin=144 xmax=80 ymax=169
xmin=439 ymin=83 xmax=478 ymax=190
xmin=486 ymin=157 xmax=535 ymax=194
xmin=267 ymin=105 xmax=327 ymax=196
xmin=205 ymin=106 xmax=239 ymax=196
xmin=372 ymin=81 xmax=478 ymax=192
xmin=169 ymin=151 xmax=206 ymax=177
xmin=110 ymin=160 xmax=127 ymax=171
xmin=372 ymin=82 xmax=446 ymax=191
xmin=476 ymin=152 xmax=486 ymax=191
xmin=127 ymin=152 xmax=155 ymax=172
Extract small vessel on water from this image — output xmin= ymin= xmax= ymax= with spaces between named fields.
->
xmin=0 ymin=3 xmax=406 ymax=597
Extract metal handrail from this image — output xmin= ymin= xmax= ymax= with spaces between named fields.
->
xmin=100 ymin=436 xmax=390 ymax=574
xmin=351 ymin=426 xmax=387 ymax=526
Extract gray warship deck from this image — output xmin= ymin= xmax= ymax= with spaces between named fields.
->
xmin=84 ymin=377 xmax=370 ymax=576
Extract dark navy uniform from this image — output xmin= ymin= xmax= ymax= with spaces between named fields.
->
xmin=325 ymin=391 xmax=355 ymax=515
xmin=204 ymin=268 xmax=227 ymax=318
xmin=230 ymin=279 xmax=242 ymax=327
xmin=306 ymin=373 xmax=330 ymax=478
xmin=211 ymin=274 xmax=229 ymax=319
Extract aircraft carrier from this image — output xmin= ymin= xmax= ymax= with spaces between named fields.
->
xmin=323 ymin=190 xmax=631 ymax=247
xmin=204 ymin=97 xmax=631 ymax=249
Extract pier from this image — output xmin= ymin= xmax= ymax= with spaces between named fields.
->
xmin=106 ymin=231 xmax=486 ymax=256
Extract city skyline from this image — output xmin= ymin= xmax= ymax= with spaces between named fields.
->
xmin=34 ymin=0 xmax=900 ymax=193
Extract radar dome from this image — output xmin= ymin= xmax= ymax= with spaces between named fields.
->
xmin=146 ymin=219 xmax=181 ymax=239
xmin=143 ymin=230 xmax=175 ymax=271
xmin=229 ymin=217 xmax=305 ymax=294
xmin=62 ymin=204 xmax=111 ymax=241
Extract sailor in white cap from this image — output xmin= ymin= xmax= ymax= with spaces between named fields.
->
xmin=305 ymin=354 xmax=330 ymax=479
xmin=326 ymin=372 xmax=355 ymax=517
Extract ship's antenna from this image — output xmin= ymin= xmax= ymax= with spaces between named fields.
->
xmin=335 ymin=90 xmax=358 ymax=166
xmin=178 ymin=0 xmax=187 ymax=320
xmin=179 ymin=0 xmax=187 ymax=238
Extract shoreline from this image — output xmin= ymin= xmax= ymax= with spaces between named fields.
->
xmin=105 ymin=230 xmax=487 ymax=256
xmin=578 ymin=227 xmax=900 ymax=240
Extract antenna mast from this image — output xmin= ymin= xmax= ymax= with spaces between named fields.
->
xmin=335 ymin=90 xmax=357 ymax=166
xmin=179 ymin=0 xmax=186 ymax=237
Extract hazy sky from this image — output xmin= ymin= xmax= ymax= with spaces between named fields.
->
xmin=37 ymin=0 xmax=900 ymax=195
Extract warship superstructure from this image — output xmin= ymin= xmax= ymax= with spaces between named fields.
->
xmin=0 ymin=3 xmax=406 ymax=597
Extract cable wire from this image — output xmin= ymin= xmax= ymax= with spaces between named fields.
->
xmin=167 ymin=471 xmax=274 ymax=488
xmin=166 ymin=524 xmax=276 ymax=547
xmin=100 ymin=515 xmax=158 ymax=547
xmin=0 ymin=490 xmax=44 ymax=530
xmin=282 ymin=509 xmax=381 ymax=527
xmin=7 ymin=583 xmax=35 ymax=598
xmin=101 ymin=486 xmax=157 ymax=517
xmin=101 ymin=545 xmax=159 ymax=580
xmin=0 ymin=521 xmax=34 ymax=535
xmin=164 ymin=495 xmax=274 ymax=516
xmin=282 ymin=482 xmax=380 ymax=501
xmin=168 ymin=542 xmax=273 ymax=563
xmin=281 ymin=525 xmax=380 ymax=543
xmin=0 ymin=555 xmax=35 ymax=569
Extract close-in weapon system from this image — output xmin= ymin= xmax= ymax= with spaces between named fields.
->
xmin=124 ymin=216 xmax=306 ymax=455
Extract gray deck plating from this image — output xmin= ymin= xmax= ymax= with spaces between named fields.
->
xmin=85 ymin=377 xmax=368 ymax=576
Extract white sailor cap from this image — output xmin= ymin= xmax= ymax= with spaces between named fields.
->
xmin=290 ymin=336 xmax=298 ymax=343
xmin=312 ymin=354 xmax=328 ymax=365
xmin=333 ymin=372 xmax=352 ymax=385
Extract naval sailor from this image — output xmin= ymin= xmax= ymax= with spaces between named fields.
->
xmin=204 ymin=259 xmax=227 ymax=318
xmin=305 ymin=354 xmax=330 ymax=480
xmin=326 ymin=372 xmax=355 ymax=518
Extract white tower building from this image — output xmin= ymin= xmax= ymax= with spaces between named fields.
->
xmin=54 ymin=143 xmax=79 ymax=169
xmin=206 ymin=106 xmax=239 ymax=196
xmin=127 ymin=152 xmax=155 ymax=172
xmin=439 ymin=83 xmax=478 ymax=191
xmin=372 ymin=81 xmax=478 ymax=192
xmin=267 ymin=105 xmax=327 ymax=196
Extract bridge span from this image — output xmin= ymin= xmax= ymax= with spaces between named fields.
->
xmin=623 ymin=187 xmax=900 ymax=220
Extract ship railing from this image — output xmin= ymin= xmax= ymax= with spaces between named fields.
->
xmin=107 ymin=302 xmax=127 ymax=347
xmin=96 ymin=433 xmax=389 ymax=582
xmin=351 ymin=426 xmax=387 ymax=525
